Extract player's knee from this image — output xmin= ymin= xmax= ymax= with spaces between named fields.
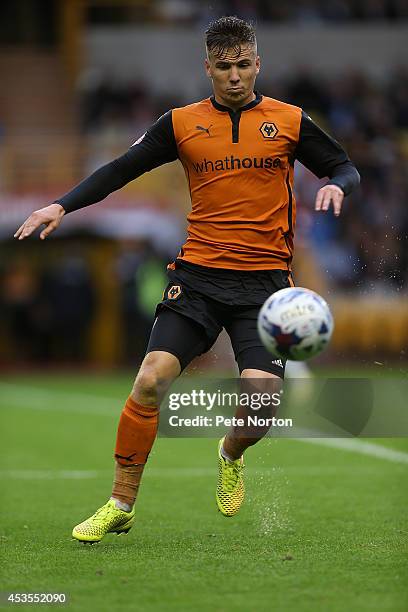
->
xmin=131 ymin=366 xmax=160 ymax=405
xmin=131 ymin=353 xmax=177 ymax=405
xmin=137 ymin=366 xmax=158 ymax=391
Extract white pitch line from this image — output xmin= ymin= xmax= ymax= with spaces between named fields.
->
xmin=0 ymin=468 xmax=217 ymax=480
xmin=301 ymin=438 xmax=408 ymax=464
xmin=1 ymin=382 xmax=407 ymax=465
xmin=0 ymin=461 xmax=405 ymax=481
xmin=0 ymin=468 xmax=218 ymax=480
xmin=0 ymin=470 xmax=100 ymax=480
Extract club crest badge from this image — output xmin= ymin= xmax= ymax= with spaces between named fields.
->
xmin=167 ymin=285 xmax=182 ymax=300
xmin=259 ymin=122 xmax=278 ymax=139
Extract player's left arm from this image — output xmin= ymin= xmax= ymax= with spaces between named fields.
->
xmin=294 ymin=111 xmax=360 ymax=216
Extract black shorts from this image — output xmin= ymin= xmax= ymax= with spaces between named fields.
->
xmin=146 ymin=260 xmax=293 ymax=378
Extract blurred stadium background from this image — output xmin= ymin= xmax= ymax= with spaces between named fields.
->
xmin=0 ymin=0 xmax=407 ymax=371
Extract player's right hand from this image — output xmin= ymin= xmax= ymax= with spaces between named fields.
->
xmin=14 ymin=203 xmax=65 ymax=241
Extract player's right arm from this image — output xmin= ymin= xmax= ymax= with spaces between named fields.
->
xmin=14 ymin=111 xmax=177 ymax=240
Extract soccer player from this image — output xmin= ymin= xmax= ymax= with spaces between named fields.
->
xmin=14 ymin=17 xmax=359 ymax=542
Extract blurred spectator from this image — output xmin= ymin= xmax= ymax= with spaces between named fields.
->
xmin=285 ymin=67 xmax=330 ymax=115
xmin=292 ymin=0 xmax=325 ymax=24
xmin=1 ymin=260 xmax=41 ymax=362
xmin=155 ymin=0 xmax=199 ymax=23
xmin=115 ymin=240 xmax=167 ymax=364
xmin=85 ymin=0 xmax=408 ymax=24
xmin=321 ymin=0 xmax=353 ymax=21
xmin=36 ymin=253 xmax=96 ymax=363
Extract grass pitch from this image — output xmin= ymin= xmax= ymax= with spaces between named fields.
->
xmin=1 ymin=372 xmax=407 ymax=611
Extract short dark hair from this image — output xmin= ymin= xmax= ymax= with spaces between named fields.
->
xmin=205 ymin=16 xmax=256 ymax=59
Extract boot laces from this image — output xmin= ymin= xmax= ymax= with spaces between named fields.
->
xmin=91 ymin=504 xmax=116 ymax=523
xmin=222 ymin=460 xmax=242 ymax=492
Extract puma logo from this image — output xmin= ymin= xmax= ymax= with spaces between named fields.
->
xmin=196 ymin=124 xmax=212 ymax=136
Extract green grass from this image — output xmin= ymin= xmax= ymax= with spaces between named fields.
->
xmin=0 ymin=373 xmax=407 ymax=611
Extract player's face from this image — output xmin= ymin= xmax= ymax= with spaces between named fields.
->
xmin=205 ymin=44 xmax=260 ymax=109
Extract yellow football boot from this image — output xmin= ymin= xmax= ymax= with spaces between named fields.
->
xmin=216 ymin=437 xmax=245 ymax=517
xmin=72 ymin=499 xmax=135 ymax=543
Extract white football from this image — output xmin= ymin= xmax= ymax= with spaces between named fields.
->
xmin=257 ymin=287 xmax=334 ymax=361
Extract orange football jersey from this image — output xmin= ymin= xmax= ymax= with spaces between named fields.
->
xmin=171 ymin=94 xmax=300 ymax=270
xmin=57 ymin=92 xmax=357 ymax=272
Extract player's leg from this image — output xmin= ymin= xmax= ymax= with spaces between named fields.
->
xmin=222 ymin=368 xmax=282 ymax=461
xmin=216 ymin=308 xmax=284 ymax=516
xmin=72 ymin=308 xmax=209 ymax=542
xmin=111 ymin=349 xmax=181 ymax=513
xmin=111 ymin=305 xmax=210 ymax=511
xmin=223 ymin=306 xmax=285 ymax=460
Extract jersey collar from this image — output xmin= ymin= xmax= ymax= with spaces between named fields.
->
xmin=210 ymin=91 xmax=262 ymax=113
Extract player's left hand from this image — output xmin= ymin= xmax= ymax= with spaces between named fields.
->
xmin=314 ymin=184 xmax=344 ymax=217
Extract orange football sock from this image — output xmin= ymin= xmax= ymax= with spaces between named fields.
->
xmin=111 ymin=463 xmax=145 ymax=508
xmin=114 ymin=396 xmax=159 ymax=466
xmin=112 ymin=397 xmax=159 ymax=507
